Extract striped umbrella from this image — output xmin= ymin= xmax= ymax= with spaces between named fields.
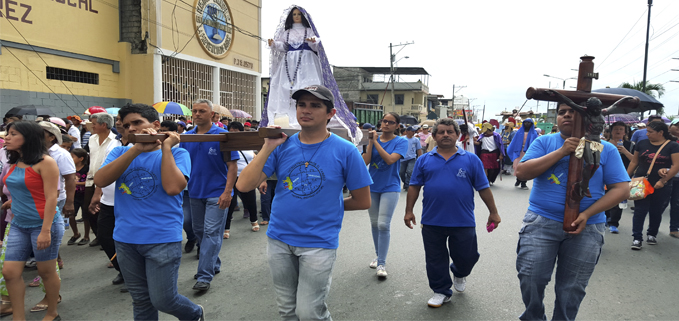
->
xmin=153 ymin=102 xmax=192 ymax=116
xmin=229 ymin=109 xmax=252 ymax=118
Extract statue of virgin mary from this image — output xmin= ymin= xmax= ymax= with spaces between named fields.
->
xmin=262 ymin=5 xmax=360 ymax=143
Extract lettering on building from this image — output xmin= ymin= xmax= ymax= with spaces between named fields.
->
xmin=51 ymin=0 xmax=98 ymax=13
xmin=234 ymin=58 xmax=253 ymax=70
xmin=0 ymin=0 xmax=33 ymax=24
xmin=193 ymin=0 xmax=233 ymax=59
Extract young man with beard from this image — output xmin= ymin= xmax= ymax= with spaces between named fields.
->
xmin=237 ymin=85 xmax=372 ymax=320
xmin=513 ymin=103 xmax=630 ymax=320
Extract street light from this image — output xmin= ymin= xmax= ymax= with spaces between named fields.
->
xmin=543 ymin=74 xmax=577 ymax=89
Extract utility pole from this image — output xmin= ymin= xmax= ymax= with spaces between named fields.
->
xmin=451 ymin=84 xmax=466 ymax=119
xmin=641 ymin=0 xmax=653 ymax=119
xmin=390 ymin=41 xmax=414 ymax=116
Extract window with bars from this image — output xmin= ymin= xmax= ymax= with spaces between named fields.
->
xmin=46 ymin=67 xmax=99 ymax=84
xmin=219 ymin=69 xmax=256 ymax=119
xmin=161 ymin=57 xmax=213 ymax=108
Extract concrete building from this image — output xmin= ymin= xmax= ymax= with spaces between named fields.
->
xmin=333 ymin=66 xmax=430 ymax=120
xmin=1 ymin=0 xmax=262 ymax=119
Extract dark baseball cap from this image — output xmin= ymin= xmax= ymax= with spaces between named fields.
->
xmin=291 ymin=85 xmax=335 ymax=109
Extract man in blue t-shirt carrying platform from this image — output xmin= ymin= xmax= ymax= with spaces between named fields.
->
xmin=180 ymin=99 xmax=239 ymax=292
xmin=514 ymin=103 xmax=630 ymax=320
xmin=404 ymin=118 xmax=501 ymax=308
xmin=237 ymin=85 xmax=372 ymax=321
xmin=95 ymin=104 xmax=203 ymax=321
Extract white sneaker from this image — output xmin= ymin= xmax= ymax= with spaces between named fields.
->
xmin=427 ymin=293 xmax=451 ymax=307
xmin=376 ymin=265 xmax=388 ymax=278
xmin=369 ymin=258 xmax=378 ymax=269
xmin=453 ymin=277 xmax=466 ymax=292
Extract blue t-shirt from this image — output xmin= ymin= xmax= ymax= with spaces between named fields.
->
xmin=521 ymin=134 xmax=630 ymax=224
xmin=630 ymin=128 xmax=647 ymax=145
xmin=369 ymin=136 xmax=408 ymax=193
xmin=409 ymin=147 xmax=489 ymax=227
xmin=263 ymin=133 xmax=373 ymax=249
xmin=402 ymin=136 xmax=422 ymax=161
xmin=180 ymin=124 xmax=239 ymax=199
xmin=102 ymin=146 xmax=191 ymax=244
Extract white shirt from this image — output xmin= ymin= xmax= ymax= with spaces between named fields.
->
xmin=99 ymin=140 xmax=124 ymax=206
xmin=87 ymin=131 xmax=121 ymax=187
xmin=236 ymin=150 xmax=255 ymax=176
xmin=68 ymin=126 xmax=81 ymax=149
xmin=49 ymin=144 xmax=76 ymax=201
xmin=480 ymin=136 xmax=498 ymax=151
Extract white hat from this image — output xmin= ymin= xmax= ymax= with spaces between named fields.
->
xmin=422 ymin=124 xmax=429 ymax=129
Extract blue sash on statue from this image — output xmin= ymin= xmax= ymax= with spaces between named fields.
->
xmin=288 ymin=43 xmax=314 ymax=52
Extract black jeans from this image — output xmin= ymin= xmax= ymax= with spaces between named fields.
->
xmin=422 ymin=225 xmax=479 ymax=297
xmin=670 ymin=177 xmax=679 ymax=232
xmin=604 ymin=189 xmax=624 ymax=228
xmin=98 ymin=204 xmax=120 ymax=271
xmin=632 ymin=183 xmax=672 ymax=240
xmin=226 ymin=178 xmax=258 ymax=229
xmin=83 ymin=186 xmax=98 ymax=236
xmin=260 ymin=180 xmax=276 ymax=222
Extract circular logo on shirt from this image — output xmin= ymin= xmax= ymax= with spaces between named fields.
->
xmin=119 ymin=167 xmax=158 ymax=200
xmin=371 ymin=159 xmax=389 ymax=172
xmin=193 ymin=0 xmax=234 ymax=59
xmin=282 ymin=161 xmax=325 ymax=199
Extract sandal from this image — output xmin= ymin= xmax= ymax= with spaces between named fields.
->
xmin=29 ymin=295 xmax=61 ymax=312
xmin=260 ymin=221 xmax=269 ymax=225
xmin=251 ymin=222 xmax=260 ymax=232
xmin=28 ymin=277 xmax=41 ymax=287
xmin=223 ymin=230 xmax=230 ymax=239
xmin=1 ymin=300 xmax=12 ymax=317
xmin=77 ymin=238 xmax=90 ymax=246
xmin=67 ymin=233 xmax=81 ymax=245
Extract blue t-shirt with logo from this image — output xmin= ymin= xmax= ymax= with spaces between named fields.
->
xmin=521 ymin=134 xmax=630 ymax=224
xmin=102 ymin=146 xmax=191 ymax=244
xmin=402 ymin=136 xmax=422 ymax=161
xmin=369 ymin=136 xmax=408 ymax=193
xmin=409 ymin=148 xmax=488 ymax=227
xmin=180 ymin=124 xmax=239 ymax=199
xmin=263 ymin=133 xmax=373 ymax=249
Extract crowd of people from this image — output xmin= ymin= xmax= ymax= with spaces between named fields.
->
xmin=0 ymin=90 xmax=676 ymax=320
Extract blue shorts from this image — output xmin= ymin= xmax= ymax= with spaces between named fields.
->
xmin=5 ymin=219 xmax=65 ymax=262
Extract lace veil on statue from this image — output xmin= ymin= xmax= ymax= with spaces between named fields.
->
xmin=262 ymin=4 xmax=362 ymax=144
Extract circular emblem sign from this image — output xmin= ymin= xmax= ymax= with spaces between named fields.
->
xmin=193 ymin=0 xmax=234 ymax=59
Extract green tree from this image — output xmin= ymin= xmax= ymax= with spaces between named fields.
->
xmin=619 ymin=81 xmax=666 ymax=115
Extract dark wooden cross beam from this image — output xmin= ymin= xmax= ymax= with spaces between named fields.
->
xmin=128 ymin=128 xmax=372 ymax=162
xmin=525 ymin=55 xmax=640 ymax=232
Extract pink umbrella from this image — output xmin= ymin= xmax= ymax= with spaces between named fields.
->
xmin=229 ymin=109 xmax=252 ymax=118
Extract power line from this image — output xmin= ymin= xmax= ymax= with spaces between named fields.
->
xmin=3 ymin=46 xmax=76 ymax=110
xmin=4 ymin=18 xmax=87 ymax=109
xmin=597 ymin=9 xmax=647 ymax=70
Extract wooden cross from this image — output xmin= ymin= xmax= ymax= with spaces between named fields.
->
xmin=129 ymin=128 xmax=372 ymax=162
xmin=526 ymin=55 xmax=640 ymax=231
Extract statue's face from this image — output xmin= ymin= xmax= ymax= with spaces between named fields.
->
xmin=292 ymin=9 xmax=303 ymax=23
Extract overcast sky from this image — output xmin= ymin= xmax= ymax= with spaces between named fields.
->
xmin=259 ymin=0 xmax=679 ymax=120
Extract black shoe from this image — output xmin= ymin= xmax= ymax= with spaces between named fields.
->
xmin=112 ymin=273 xmax=125 ymax=285
xmin=198 ymin=304 xmax=205 ymax=321
xmin=521 ymin=182 xmax=528 ymax=189
xmin=631 ymin=239 xmax=642 ymax=250
xmin=193 ymin=281 xmax=210 ymax=292
xmin=120 ymin=285 xmax=129 ymax=293
xmin=89 ymin=238 xmax=100 ymax=247
xmin=515 ymin=179 xmax=521 ymax=187
xmin=185 ymin=240 xmax=196 ymax=253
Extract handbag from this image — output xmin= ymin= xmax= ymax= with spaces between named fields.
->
xmin=629 ymin=140 xmax=670 ymax=200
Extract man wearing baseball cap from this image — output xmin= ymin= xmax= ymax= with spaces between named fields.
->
xmin=237 ymin=85 xmax=372 ymax=320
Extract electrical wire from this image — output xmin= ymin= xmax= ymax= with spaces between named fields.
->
xmin=596 ymin=9 xmax=647 ymax=70
xmin=3 ymin=46 xmax=77 ymax=110
xmin=3 ymin=18 xmax=88 ymax=109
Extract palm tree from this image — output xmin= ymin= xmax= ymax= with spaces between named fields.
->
xmin=619 ymin=81 xmax=666 ymax=115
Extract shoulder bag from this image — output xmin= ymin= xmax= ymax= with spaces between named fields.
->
xmin=629 ymin=140 xmax=670 ymax=200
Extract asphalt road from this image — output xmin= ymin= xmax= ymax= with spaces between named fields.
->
xmin=15 ymin=175 xmax=679 ymax=320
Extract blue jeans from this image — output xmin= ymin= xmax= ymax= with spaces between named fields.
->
xmin=183 ymin=192 xmax=196 ymax=242
xmin=368 ymin=192 xmax=399 ymax=266
xmin=115 ymin=241 xmax=202 ymax=321
xmin=422 ymin=224 xmax=479 ymax=297
xmin=5 ymin=218 xmax=64 ymax=262
xmin=632 ymin=183 xmax=672 ymax=240
xmin=267 ymin=237 xmax=336 ymax=321
xmin=516 ymin=210 xmax=605 ymax=321
xmin=399 ymin=158 xmax=416 ymax=189
xmin=670 ymin=177 xmax=679 ymax=232
xmin=190 ymin=197 xmax=227 ymax=282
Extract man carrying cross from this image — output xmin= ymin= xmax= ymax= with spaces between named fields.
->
xmin=237 ymin=85 xmax=372 ymax=320
xmin=514 ymin=102 xmax=630 ymax=320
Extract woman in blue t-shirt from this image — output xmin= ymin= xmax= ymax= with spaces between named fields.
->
xmin=362 ymin=112 xmax=408 ymax=278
